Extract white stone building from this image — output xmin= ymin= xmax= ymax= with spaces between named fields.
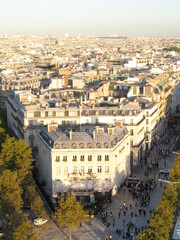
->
xmin=7 ymin=91 xmax=158 ymax=166
xmin=37 ymin=125 xmax=130 ymax=202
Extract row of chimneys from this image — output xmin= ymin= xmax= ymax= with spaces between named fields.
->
xmin=47 ymin=121 xmax=122 ymax=139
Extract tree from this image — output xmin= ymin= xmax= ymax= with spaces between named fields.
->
xmin=0 ymin=120 xmax=6 ymax=148
xmin=55 ymin=193 xmax=87 ymax=240
xmin=13 ymin=214 xmax=40 ymax=240
xmin=32 ymin=195 xmax=45 ymax=217
xmin=137 ymin=229 xmax=154 ymax=240
xmin=0 ymin=170 xmax=22 ymax=215
xmin=0 ymin=137 xmax=33 ymax=184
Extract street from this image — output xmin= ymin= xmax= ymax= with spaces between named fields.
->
xmin=35 ymin=134 xmax=178 ymax=240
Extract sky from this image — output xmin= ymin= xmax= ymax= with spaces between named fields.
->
xmin=0 ymin=0 xmax=180 ymax=37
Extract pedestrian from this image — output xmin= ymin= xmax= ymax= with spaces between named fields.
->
xmin=109 ymin=234 xmax=112 ymax=240
xmin=131 ymin=211 xmax=133 ymax=217
xmin=113 ymin=218 xmax=115 ymax=227
xmin=105 ymin=235 xmax=108 ymax=240
xmin=118 ymin=212 xmax=120 ymax=218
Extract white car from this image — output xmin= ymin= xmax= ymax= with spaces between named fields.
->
xmin=33 ymin=218 xmax=48 ymax=226
xmin=160 ymin=169 xmax=170 ymax=174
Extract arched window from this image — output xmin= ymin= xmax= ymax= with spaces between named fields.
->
xmin=79 ymin=143 xmax=84 ymax=149
xmin=96 ymin=142 xmax=101 ymax=148
xmin=72 ymin=143 xmax=76 ymax=149
xmin=104 ymin=142 xmax=109 ymax=148
xmin=55 ymin=143 xmax=60 ymax=149
xmin=62 ymin=143 xmax=66 ymax=149
xmin=88 ymin=143 xmax=92 ymax=148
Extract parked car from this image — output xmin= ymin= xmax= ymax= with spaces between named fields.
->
xmin=33 ymin=218 xmax=48 ymax=226
xmin=24 ymin=201 xmax=31 ymax=209
xmin=160 ymin=169 xmax=170 ymax=174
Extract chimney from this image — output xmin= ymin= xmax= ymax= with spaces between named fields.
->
xmin=96 ymin=126 xmax=104 ymax=133
xmin=93 ymin=131 xmax=96 ymax=139
xmin=48 ymin=123 xmax=58 ymax=132
xmin=108 ymin=126 xmax=115 ymax=135
xmin=79 ymin=104 xmax=82 ymax=114
xmin=69 ymin=130 xmax=73 ymax=140
xmin=114 ymin=120 xmax=122 ymax=127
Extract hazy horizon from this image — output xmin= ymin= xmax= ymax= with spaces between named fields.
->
xmin=1 ymin=0 xmax=180 ymax=37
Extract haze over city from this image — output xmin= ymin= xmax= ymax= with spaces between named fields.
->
xmin=0 ymin=0 xmax=180 ymax=36
xmin=0 ymin=1 xmax=180 ymax=240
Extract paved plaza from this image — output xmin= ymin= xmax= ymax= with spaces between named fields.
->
xmin=36 ymin=134 xmax=178 ymax=240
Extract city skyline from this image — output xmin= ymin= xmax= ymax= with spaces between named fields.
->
xmin=1 ymin=0 xmax=180 ymax=37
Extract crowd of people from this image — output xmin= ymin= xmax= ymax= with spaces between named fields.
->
xmin=100 ymin=126 xmax=177 ymax=239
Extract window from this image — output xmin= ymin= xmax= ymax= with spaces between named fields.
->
xmin=146 ymin=119 xmax=149 ymax=124
xmin=88 ymin=155 xmax=92 ymax=161
xmin=62 ymin=144 xmax=66 ymax=149
xmin=105 ymin=166 xmax=109 ymax=174
xmin=73 ymin=166 xmax=77 ymax=174
xmin=97 ymin=166 xmax=102 ymax=173
xmin=130 ymin=129 xmax=134 ymax=136
xmin=88 ymin=166 xmax=92 ymax=174
xmin=34 ymin=111 xmax=41 ymax=118
xmin=139 ymin=86 xmax=144 ymax=94
xmin=97 ymin=155 xmax=102 ymax=161
xmin=79 ymin=143 xmax=84 ymax=149
xmin=88 ymin=143 xmax=92 ymax=148
xmin=130 ymin=140 xmax=133 ymax=147
xmin=56 ymin=166 xmax=61 ymax=175
xmin=64 ymin=166 xmax=68 ymax=174
xmin=72 ymin=156 xmax=77 ymax=162
xmin=96 ymin=143 xmax=101 ymax=148
xmin=72 ymin=143 xmax=76 ymax=149
xmin=63 ymin=156 xmax=67 ymax=162
xmin=55 ymin=156 xmax=60 ymax=162
xmin=80 ymin=155 xmax=84 ymax=161
xmin=81 ymin=166 xmax=85 ymax=174
xmin=104 ymin=143 xmax=109 ymax=148
xmin=105 ymin=155 xmax=109 ymax=161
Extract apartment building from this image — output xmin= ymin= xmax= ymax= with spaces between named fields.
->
xmin=7 ymin=91 xmax=157 ymax=166
xmin=37 ymin=125 xmax=130 ymax=201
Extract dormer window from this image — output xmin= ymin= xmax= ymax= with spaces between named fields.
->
xmin=55 ymin=143 xmax=60 ymax=149
xmin=72 ymin=143 xmax=76 ymax=149
xmin=96 ymin=142 xmax=101 ymax=148
xmin=79 ymin=143 xmax=84 ymax=149
xmin=104 ymin=143 xmax=109 ymax=148
xmin=62 ymin=144 xmax=66 ymax=149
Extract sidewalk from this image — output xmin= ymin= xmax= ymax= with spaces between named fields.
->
xmin=36 ymin=134 xmax=178 ymax=240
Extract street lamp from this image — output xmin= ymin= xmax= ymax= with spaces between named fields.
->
xmin=135 ymin=201 xmax=138 ymax=217
xmin=123 ymin=219 xmax=125 ymax=239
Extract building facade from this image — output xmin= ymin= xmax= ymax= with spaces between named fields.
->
xmin=37 ymin=125 xmax=130 ymax=202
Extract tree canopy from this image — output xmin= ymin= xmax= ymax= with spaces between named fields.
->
xmin=137 ymin=154 xmax=180 ymax=240
xmin=55 ymin=193 xmax=87 ymax=240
